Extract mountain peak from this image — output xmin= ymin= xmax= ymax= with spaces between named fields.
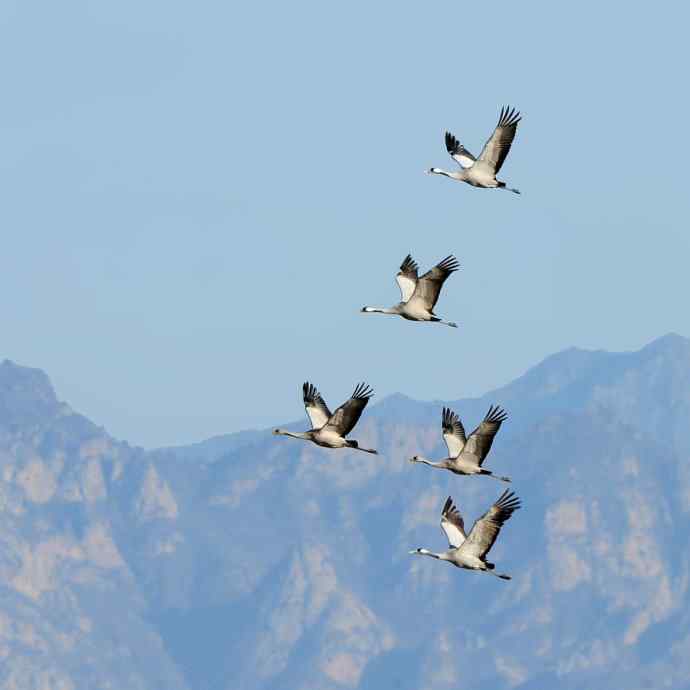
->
xmin=0 ymin=359 xmax=61 ymax=431
xmin=370 ymin=391 xmax=424 ymax=418
xmin=641 ymin=332 xmax=690 ymax=356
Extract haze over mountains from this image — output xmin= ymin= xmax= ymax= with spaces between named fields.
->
xmin=1 ymin=334 xmax=690 ymax=690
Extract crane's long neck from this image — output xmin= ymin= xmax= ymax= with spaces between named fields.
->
xmin=361 ymin=306 xmax=399 ymax=315
xmin=428 ymin=168 xmax=463 ymax=180
xmin=412 ymin=548 xmax=447 ymax=561
xmin=274 ymin=429 xmax=311 ymax=441
xmin=410 ymin=456 xmax=446 ymax=469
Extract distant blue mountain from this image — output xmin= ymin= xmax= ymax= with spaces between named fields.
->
xmin=1 ymin=335 xmax=690 ymax=689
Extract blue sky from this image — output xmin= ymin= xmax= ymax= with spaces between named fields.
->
xmin=1 ymin=0 xmax=689 ymax=447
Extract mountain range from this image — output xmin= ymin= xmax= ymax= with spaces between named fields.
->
xmin=1 ymin=334 xmax=690 ymax=690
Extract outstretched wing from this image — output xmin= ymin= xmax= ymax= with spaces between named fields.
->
xmin=462 ymin=405 xmax=507 ymax=467
xmin=408 ymin=255 xmax=460 ymax=312
xmin=324 ymin=383 xmax=374 ymax=437
xmin=477 ymin=106 xmax=521 ymax=174
xmin=440 ymin=496 xmax=466 ymax=548
xmin=459 ymin=490 xmax=521 ymax=559
xmin=445 ymin=131 xmax=476 ymax=169
xmin=396 ymin=254 xmax=419 ymax=303
xmin=441 ymin=407 xmax=466 ymax=458
xmin=302 ymin=382 xmax=332 ymax=429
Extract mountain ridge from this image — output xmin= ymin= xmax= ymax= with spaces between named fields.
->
xmin=3 ymin=331 xmax=688 ymax=453
xmin=1 ymin=334 xmax=690 ymax=689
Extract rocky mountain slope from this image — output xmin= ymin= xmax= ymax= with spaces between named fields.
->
xmin=1 ymin=334 xmax=690 ymax=689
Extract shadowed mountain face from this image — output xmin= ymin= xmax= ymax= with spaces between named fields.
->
xmin=1 ymin=334 xmax=690 ymax=689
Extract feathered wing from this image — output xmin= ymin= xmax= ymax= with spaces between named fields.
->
xmin=477 ymin=106 xmax=521 ymax=174
xmin=445 ymin=131 xmax=476 ymax=169
xmin=408 ymin=255 xmax=460 ymax=312
xmin=441 ymin=407 xmax=466 ymax=458
xmin=459 ymin=490 xmax=521 ymax=560
xmin=396 ymin=254 xmax=419 ymax=303
xmin=323 ymin=383 xmax=373 ymax=437
xmin=440 ymin=496 xmax=467 ymax=548
xmin=461 ymin=405 xmax=508 ymax=466
xmin=302 ymin=382 xmax=332 ymax=429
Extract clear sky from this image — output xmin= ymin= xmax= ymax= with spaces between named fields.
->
xmin=1 ymin=0 xmax=689 ymax=448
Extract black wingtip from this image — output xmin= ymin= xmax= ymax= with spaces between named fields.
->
xmin=498 ymin=105 xmax=521 ymax=128
xmin=303 ymin=382 xmax=320 ymax=403
xmin=400 ymin=254 xmax=419 ymax=274
xmin=495 ymin=489 xmax=522 ymax=513
xmin=352 ymin=382 xmax=374 ymax=400
xmin=442 ymin=406 xmax=460 ymax=431
xmin=485 ymin=404 xmax=508 ymax=424
xmin=437 ymin=255 xmax=460 ymax=273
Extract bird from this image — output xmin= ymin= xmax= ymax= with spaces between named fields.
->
xmin=409 ymin=405 xmax=510 ymax=481
xmin=409 ymin=491 xmax=521 ymax=579
xmin=426 ymin=106 xmax=521 ymax=193
xmin=273 ymin=382 xmax=378 ymax=454
xmin=361 ymin=254 xmax=459 ymax=327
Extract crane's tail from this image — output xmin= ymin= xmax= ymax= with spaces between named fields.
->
xmin=430 ymin=317 xmax=458 ymax=328
xmin=497 ymin=182 xmax=520 ymax=194
xmin=481 ymin=469 xmax=511 ymax=483
xmin=483 ymin=562 xmax=511 ymax=580
xmin=347 ymin=440 xmax=378 ymax=454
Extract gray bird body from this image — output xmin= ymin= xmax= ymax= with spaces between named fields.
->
xmin=273 ymin=382 xmax=378 ymax=454
xmin=361 ymin=254 xmax=459 ymax=327
xmin=410 ymin=492 xmax=521 ymax=579
xmin=427 ymin=106 xmax=521 ymax=194
xmin=410 ymin=406 xmax=510 ymax=482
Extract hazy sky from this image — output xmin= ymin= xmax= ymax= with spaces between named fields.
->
xmin=1 ymin=0 xmax=689 ymax=448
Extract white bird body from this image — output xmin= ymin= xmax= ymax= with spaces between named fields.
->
xmin=430 ymin=162 xmax=498 ymax=188
xmin=414 ymin=548 xmax=486 ymax=571
xmin=362 ymin=254 xmax=459 ymax=327
xmin=311 ymin=427 xmax=350 ymax=448
xmin=410 ymin=406 xmax=510 ymax=482
xmin=427 ymin=106 xmax=521 ymax=194
xmin=410 ymin=492 xmax=521 ymax=579
xmin=273 ymin=382 xmax=377 ymax=454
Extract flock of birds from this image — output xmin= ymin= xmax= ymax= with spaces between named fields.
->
xmin=273 ymin=106 xmax=523 ymax=580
